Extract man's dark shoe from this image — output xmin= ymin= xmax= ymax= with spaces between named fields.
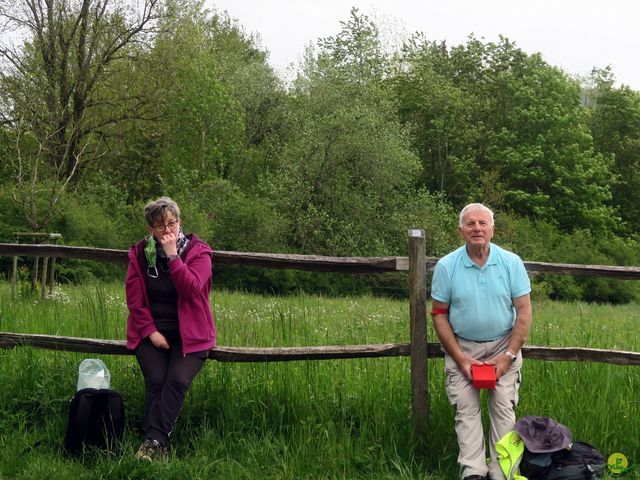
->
xmin=463 ymin=476 xmax=487 ymax=480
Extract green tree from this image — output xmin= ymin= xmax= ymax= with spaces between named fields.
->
xmin=98 ymin=0 xmax=286 ymax=199
xmin=0 ymin=0 xmax=161 ymax=229
xmin=586 ymin=68 xmax=640 ymax=233
xmin=265 ymin=9 xmax=450 ymax=257
xmin=396 ymin=38 xmax=483 ymax=202
xmin=398 ymin=36 xmax=617 ymax=233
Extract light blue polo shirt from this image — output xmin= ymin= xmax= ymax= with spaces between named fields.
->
xmin=431 ymin=243 xmax=531 ymax=342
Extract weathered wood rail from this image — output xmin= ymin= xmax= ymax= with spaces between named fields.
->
xmin=2 ymin=238 xmax=640 ymax=439
xmin=2 ymin=243 xmax=640 ymax=278
xmin=2 ymin=332 xmax=640 ymax=365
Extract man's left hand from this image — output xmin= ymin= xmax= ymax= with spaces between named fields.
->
xmin=486 ymin=354 xmax=512 ymax=379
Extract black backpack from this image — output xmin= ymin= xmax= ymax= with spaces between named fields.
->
xmin=64 ymin=388 xmax=125 ymax=454
xmin=520 ymin=441 xmax=606 ymax=480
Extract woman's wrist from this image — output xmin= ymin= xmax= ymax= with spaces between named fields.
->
xmin=167 ymin=254 xmax=179 ymax=262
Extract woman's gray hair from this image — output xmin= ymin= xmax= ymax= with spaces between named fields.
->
xmin=144 ymin=196 xmax=181 ymax=226
xmin=459 ymin=203 xmax=494 ymax=227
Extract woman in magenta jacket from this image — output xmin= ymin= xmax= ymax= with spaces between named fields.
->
xmin=125 ymin=197 xmax=215 ymax=461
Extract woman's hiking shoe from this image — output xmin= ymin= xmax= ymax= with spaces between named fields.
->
xmin=134 ymin=438 xmax=168 ymax=462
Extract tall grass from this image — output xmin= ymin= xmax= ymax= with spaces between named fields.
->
xmin=0 ymin=281 xmax=638 ymax=479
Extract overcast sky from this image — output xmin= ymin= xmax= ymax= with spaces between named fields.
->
xmin=207 ymin=0 xmax=639 ymax=90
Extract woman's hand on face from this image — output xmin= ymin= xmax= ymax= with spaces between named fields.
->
xmin=149 ymin=331 xmax=170 ymax=350
xmin=159 ymin=231 xmax=178 ymax=256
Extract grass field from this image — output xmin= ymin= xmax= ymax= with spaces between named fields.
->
xmin=0 ymin=281 xmax=638 ymax=479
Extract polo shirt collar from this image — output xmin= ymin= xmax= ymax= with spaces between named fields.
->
xmin=462 ymin=242 xmax=498 ymax=269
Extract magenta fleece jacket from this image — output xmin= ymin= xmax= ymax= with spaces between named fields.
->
xmin=125 ymin=234 xmax=216 ymax=355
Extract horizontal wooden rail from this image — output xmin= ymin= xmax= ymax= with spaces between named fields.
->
xmin=0 ymin=244 xmax=128 ymax=264
xmin=214 ymin=251 xmax=408 ymax=273
xmin=0 ymin=244 xmax=408 ymax=273
xmin=2 ymin=243 xmax=640 ymax=278
xmin=2 ymin=332 xmax=639 ymax=365
xmin=0 ymin=332 xmax=410 ymax=360
xmin=522 ymin=260 xmax=640 ymax=280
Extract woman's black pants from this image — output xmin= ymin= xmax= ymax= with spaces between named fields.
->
xmin=135 ymin=332 xmax=208 ymax=447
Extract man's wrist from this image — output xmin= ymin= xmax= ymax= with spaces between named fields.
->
xmin=504 ymin=351 xmax=517 ymax=362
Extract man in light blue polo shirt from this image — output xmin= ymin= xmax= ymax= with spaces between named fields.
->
xmin=431 ymin=203 xmax=532 ymax=480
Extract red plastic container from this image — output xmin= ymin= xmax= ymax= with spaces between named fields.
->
xmin=471 ymin=363 xmax=496 ymax=389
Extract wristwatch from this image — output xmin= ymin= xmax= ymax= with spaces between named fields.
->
xmin=504 ymin=351 xmax=517 ymax=362
xmin=167 ymin=254 xmax=179 ymax=262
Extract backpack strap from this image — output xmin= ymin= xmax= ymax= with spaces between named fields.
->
xmin=64 ymin=388 xmax=99 ymax=453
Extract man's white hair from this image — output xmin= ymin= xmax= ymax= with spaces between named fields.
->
xmin=459 ymin=203 xmax=494 ymax=227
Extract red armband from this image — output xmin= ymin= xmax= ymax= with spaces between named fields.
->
xmin=431 ymin=308 xmax=449 ymax=316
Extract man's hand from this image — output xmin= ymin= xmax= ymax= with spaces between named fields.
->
xmin=149 ymin=331 xmax=169 ymax=350
xmin=457 ymin=353 xmax=484 ymax=380
xmin=486 ymin=353 xmax=512 ymax=379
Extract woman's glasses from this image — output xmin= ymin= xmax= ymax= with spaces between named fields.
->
xmin=152 ymin=220 xmax=179 ymax=232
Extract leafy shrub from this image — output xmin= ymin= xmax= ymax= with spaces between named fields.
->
xmin=496 ymin=214 xmax=639 ymax=303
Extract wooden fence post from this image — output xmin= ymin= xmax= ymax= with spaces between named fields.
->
xmin=40 ymin=257 xmax=49 ymax=301
xmin=10 ymin=233 xmax=62 ymax=300
xmin=408 ymin=229 xmax=428 ymax=440
xmin=11 ymin=238 xmax=18 ymax=299
xmin=49 ymin=256 xmax=56 ymax=295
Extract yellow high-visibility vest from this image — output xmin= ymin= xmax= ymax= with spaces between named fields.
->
xmin=496 ymin=431 xmax=527 ymax=480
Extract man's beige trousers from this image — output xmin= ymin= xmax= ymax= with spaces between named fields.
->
xmin=444 ymin=335 xmax=522 ymax=480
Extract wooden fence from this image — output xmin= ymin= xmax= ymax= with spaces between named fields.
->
xmin=1 ymin=234 xmax=640 ymax=438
